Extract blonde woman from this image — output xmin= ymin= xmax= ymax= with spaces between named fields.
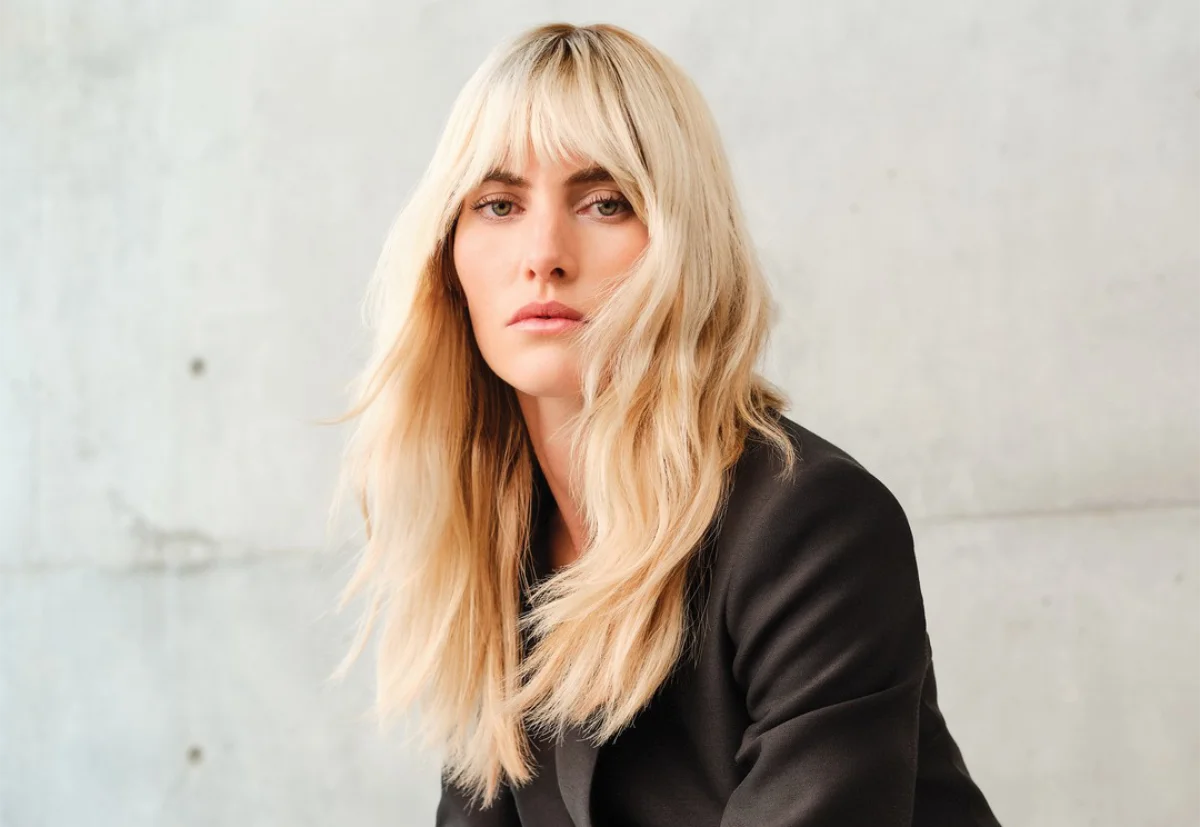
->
xmin=331 ymin=22 xmax=1003 ymax=827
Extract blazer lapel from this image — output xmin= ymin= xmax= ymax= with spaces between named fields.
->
xmin=525 ymin=468 xmax=600 ymax=825
xmin=555 ymin=726 xmax=599 ymax=827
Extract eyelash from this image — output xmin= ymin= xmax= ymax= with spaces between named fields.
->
xmin=470 ymin=193 xmax=632 ymax=221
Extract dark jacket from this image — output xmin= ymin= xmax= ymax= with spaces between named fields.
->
xmin=437 ymin=414 xmax=1003 ymax=826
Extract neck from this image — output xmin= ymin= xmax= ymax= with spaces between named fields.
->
xmin=516 ymin=391 xmax=586 ymax=558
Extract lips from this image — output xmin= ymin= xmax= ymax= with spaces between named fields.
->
xmin=508 ymin=300 xmax=585 ymax=325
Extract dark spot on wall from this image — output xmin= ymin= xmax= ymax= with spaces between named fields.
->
xmin=187 ymin=745 xmax=204 ymax=765
xmin=190 ymin=357 xmax=206 ymax=377
xmin=1040 ymin=595 xmax=1052 ymax=607
xmin=1175 ymin=571 xmax=1185 ymax=584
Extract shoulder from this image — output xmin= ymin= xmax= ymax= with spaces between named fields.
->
xmin=716 ymin=412 xmax=923 ymax=647
xmin=722 ymin=412 xmax=913 ymax=554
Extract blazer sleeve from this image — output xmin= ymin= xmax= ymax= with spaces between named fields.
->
xmin=720 ymin=457 xmax=930 ymax=827
xmin=434 ymin=770 xmax=522 ymax=827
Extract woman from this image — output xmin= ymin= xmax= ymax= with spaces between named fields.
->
xmin=331 ymin=22 xmax=1003 ymax=827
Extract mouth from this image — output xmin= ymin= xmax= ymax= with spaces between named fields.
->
xmin=509 ymin=316 xmax=586 ymax=333
xmin=508 ymin=300 xmax=586 ymax=326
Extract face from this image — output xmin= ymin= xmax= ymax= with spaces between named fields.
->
xmin=452 ymin=152 xmax=649 ymax=399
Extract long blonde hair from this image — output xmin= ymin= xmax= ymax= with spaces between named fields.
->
xmin=328 ymin=22 xmax=796 ymax=808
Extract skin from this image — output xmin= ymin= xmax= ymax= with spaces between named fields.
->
xmin=452 ymin=151 xmax=649 ymax=569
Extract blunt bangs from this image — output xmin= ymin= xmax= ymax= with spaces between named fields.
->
xmin=448 ymin=32 xmax=653 ymax=219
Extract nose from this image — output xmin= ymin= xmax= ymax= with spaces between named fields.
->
xmin=520 ymin=203 xmax=575 ymax=282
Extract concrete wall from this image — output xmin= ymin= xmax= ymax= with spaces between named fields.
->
xmin=2 ymin=1 xmax=1196 ymax=825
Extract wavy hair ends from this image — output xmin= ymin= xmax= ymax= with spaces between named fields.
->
xmin=325 ymin=22 xmax=797 ymax=809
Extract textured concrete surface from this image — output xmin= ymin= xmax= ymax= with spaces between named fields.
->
xmin=2 ymin=1 xmax=1197 ymax=825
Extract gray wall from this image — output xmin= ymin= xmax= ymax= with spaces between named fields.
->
xmin=2 ymin=1 xmax=1197 ymax=825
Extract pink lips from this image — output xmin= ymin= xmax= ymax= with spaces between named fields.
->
xmin=508 ymin=300 xmax=585 ymax=328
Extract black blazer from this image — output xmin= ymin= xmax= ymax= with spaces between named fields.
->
xmin=437 ymin=414 xmax=1003 ymax=826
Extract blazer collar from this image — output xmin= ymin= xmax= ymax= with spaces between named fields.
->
xmin=523 ymin=467 xmax=601 ymax=825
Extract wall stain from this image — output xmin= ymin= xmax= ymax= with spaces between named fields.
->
xmin=107 ymin=490 xmax=220 ymax=572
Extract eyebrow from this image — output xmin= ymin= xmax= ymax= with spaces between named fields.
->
xmin=479 ymin=164 xmax=616 ymax=189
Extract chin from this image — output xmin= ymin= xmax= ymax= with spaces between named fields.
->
xmin=479 ymin=342 xmax=582 ymax=399
xmin=502 ymin=366 xmax=582 ymax=400
xmin=510 ymin=379 xmax=581 ymax=400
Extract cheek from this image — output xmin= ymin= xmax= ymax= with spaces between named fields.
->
xmin=452 ymin=229 xmax=509 ymax=354
xmin=452 ymin=226 xmax=501 ymax=310
xmin=601 ymin=225 xmax=650 ymax=275
xmin=451 ymin=230 xmax=479 ymax=300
